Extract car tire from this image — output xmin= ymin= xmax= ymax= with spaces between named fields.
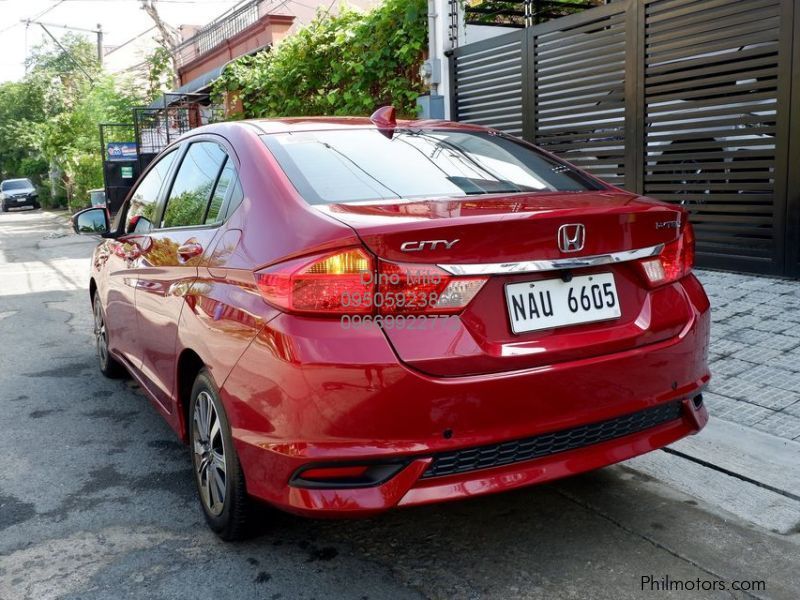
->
xmin=1 ymin=202 xmax=7 ymax=212
xmin=32 ymin=202 xmax=40 ymax=210
xmin=93 ymin=292 xmax=126 ymax=378
xmin=190 ymin=369 xmax=252 ymax=541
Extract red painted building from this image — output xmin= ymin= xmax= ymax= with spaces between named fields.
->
xmin=175 ymin=3 xmax=294 ymax=91
xmin=136 ymin=1 xmax=296 ymax=164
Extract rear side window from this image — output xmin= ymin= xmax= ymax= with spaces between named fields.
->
xmin=205 ymin=159 xmax=235 ymax=224
xmin=126 ymin=150 xmax=178 ymax=233
xmin=162 ymin=142 xmax=227 ymax=228
xmin=261 ymin=129 xmax=603 ymax=205
xmin=224 ymin=177 xmax=244 ymax=219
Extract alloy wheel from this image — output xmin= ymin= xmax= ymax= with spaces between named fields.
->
xmin=93 ymin=300 xmax=109 ymax=369
xmin=192 ymin=390 xmax=227 ymax=516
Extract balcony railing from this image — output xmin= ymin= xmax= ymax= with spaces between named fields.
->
xmin=175 ymin=0 xmax=263 ymax=69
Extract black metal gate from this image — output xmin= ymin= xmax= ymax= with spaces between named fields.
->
xmin=99 ymin=123 xmax=139 ymax=215
xmin=449 ymin=0 xmax=800 ymax=277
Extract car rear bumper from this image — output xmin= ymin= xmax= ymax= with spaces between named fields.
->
xmin=3 ymin=198 xmax=37 ymax=207
xmin=221 ymin=275 xmax=710 ymax=516
xmin=278 ymin=397 xmax=705 ymax=516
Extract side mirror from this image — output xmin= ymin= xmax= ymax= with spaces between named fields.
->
xmin=73 ymin=207 xmax=109 ymax=236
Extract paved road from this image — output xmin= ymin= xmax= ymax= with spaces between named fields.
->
xmin=1 ymin=210 xmax=798 ymax=600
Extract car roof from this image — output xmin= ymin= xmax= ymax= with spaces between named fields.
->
xmin=245 ymin=117 xmax=491 ymax=135
xmin=182 ymin=117 xmax=493 ymax=138
xmin=1 ymin=178 xmax=33 ymax=184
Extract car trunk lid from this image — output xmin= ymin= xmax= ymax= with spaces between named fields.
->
xmin=315 ymin=191 xmax=682 ymax=264
xmin=315 ymin=191 xmax=693 ymax=377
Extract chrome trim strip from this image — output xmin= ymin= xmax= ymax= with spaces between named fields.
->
xmin=437 ymin=244 xmax=664 ymax=276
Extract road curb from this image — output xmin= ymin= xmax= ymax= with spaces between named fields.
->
xmin=624 ymin=417 xmax=800 ymax=534
xmin=669 ymin=417 xmax=800 ymax=499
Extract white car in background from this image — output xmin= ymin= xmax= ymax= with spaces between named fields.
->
xmin=0 ymin=178 xmax=40 ymax=212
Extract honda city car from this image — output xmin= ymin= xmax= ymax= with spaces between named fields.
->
xmin=72 ymin=108 xmax=710 ymax=540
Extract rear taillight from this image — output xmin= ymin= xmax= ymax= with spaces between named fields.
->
xmin=255 ymin=247 xmax=374 ymax=314
xmin=255 ymin=248 xmax=487 ymax=316
xmin=377 ymin=262 xmax=486 ymax=316
xmin=639 ymin=222 xmax=695 ymax=286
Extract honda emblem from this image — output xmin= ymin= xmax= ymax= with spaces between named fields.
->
xmin=557 ymin=224 xmax=585 ymax=253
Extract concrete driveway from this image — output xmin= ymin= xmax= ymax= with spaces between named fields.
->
xmin=1 ymin=210 xmax=798 ymax=600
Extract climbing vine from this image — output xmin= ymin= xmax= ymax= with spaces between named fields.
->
xmin=214 ymin=0 xmax=428 ymax=118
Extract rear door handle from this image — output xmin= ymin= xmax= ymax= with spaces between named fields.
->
xmin=177 ymin=241 xmax=204 ymax=261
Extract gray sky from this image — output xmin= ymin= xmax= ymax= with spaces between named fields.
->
xmin=0 ymin=0 xmax=246 ymax=82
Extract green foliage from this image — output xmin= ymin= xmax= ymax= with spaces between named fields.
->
xmin=0 ymin=35 xmax=149 ymax=212
xmin=214 ymin=0 xmax=427 ymax=118
xmin=1 ymin=1 xmax=429 ymax=211
xmin=68 ymin=153 xmax=105 ymax=211
xmin=0 ymin=80 xmax=47 ymax=184
xmin=465 ymin=0 xmax=604 ymax=27
xmin=145 ymin=46 xmax=174 ymax=101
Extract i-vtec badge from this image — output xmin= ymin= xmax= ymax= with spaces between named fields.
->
xmin=656 ymin=220 xmax=681 ymax=230
xmin=400 ymin=239 xmax=460 ymax=252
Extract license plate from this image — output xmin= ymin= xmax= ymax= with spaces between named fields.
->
xmin=505 ymin=273 xmax=621 ymax=334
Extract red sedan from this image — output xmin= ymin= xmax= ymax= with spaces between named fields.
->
xmin=73 ymin=109 xmax=710 ymax=540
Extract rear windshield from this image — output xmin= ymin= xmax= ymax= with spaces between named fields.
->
xmin=1 ymin=179 xmax=33 ymax=191
xmin=261 ymin=129 xmax=603 ymax=204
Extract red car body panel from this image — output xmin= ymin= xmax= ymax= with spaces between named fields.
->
xmin=317 ymin=192 xmax=681 ymax=264
xmin=87 ymin=117 xmax=711 ymax=518
xmin=223 ymin=276 xmax=708 ymax=516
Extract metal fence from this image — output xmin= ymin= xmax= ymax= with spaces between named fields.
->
xmin=133 ymin=105 xmax=197 ymax=171
xmin=449 ymin=0 xmax=800 ymax=277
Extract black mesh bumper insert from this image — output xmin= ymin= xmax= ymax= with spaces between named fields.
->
xmin=422 ymin=401 xmax=683 ymax=479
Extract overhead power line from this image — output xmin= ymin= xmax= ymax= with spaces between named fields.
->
xmin=35 ymin=22 xmax=95 ymax=83
xmin=22 ymin=20 xmax=101 ymax=35
xmin=29 ymin=0 xmax=66 ymax=21
xmin=0 ymin=22 xmax=21 ymax=35
xmin=104 ymin=26 xmax=157 ymax=57
xmin=0 ymin=1 xmax=64 ymax=36
xmin=21 ymin=19 xmax=105 ymax=66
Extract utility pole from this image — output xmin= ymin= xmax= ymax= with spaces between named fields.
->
xmin=97 ymin=24 xmax=103 ymax=66
xmin=140 ymin=0 xmax=181 ymax=85
xmin=21 ymin=19 xmax=105 ymax=69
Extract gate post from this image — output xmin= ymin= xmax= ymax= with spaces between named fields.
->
xmin=521 ymin=27 xmax=536 ymax=144
xmin=773 ymin=0 xmax=797 ymax=277
xmin=446 ymin=49 xmax=458 ymax=122
xmin=624 ymin=0 xmax=644 ymax=195
xmin=784 ymin=0 xmax=800 ymax=277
